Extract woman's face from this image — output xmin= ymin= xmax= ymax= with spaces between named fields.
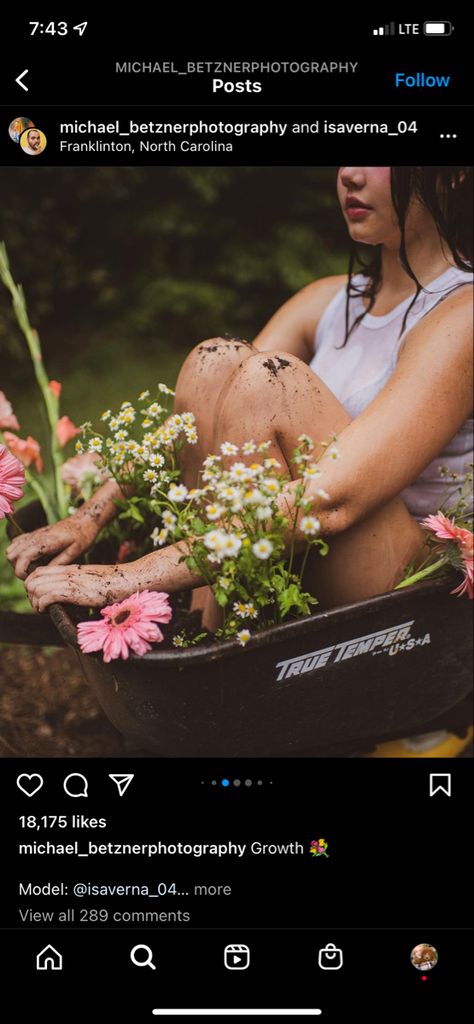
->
xmin=337 ymin=166 xmax=401 ymax=247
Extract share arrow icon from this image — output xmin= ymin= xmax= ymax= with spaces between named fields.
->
xmin=109 ymin=774 xmax=134 ymax=796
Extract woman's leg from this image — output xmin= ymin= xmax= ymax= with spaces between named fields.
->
xmin=212 ymin=349 xmax=425 ymax=611
xmin=173 ymin=336 xmax=255 ymax=621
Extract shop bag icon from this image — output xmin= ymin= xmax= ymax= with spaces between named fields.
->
xmin=318 ymin=943 xmax=343 ymax=970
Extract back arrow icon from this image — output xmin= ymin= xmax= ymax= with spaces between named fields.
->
xmin=16 ymin=70 xmax=29 ymax=92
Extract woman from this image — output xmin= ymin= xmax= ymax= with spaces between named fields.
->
xmin=7 ymin=167 xmax=473 ymax=629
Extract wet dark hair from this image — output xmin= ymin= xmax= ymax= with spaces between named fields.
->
xmin=341 ymin=167 xmax=473 ymax=347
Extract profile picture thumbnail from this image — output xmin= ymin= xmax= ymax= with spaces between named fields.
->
xmin=8 ymin=117 xmax=35 ymax=143
xmin=410 ymin=943 xmax=439 ymax=970
xmin=20 ymin=128 xmax=47 ymax=156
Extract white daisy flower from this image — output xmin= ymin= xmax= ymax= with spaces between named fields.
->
xmin=264 ymin=457 xmax=281 ymax=469
xmin=262 ymin=477 xmax=280 ymax=495
xmin=114 ymin=429 xmax=128 ymax=441
xmin=203 ymin=529 xmax=224 ymax=551
xmin=252 ymin=538 xmax=273 ymax=559
xmin=328 ymin=445 xmax=341 ymax=460
xmin=237 ymin=629 xmax=251 ymax=646
xmin=257 ymin=440 xmax=272 ymax=452
xmin=206 ymin=503 xmax=225 ymax=521
xmin=172 ymin=634 xmax=186 ymax=647
xmin=101 ymin=410 xmax=111 ymax=421
xmin=151 ymin=526 xmax=169 ymax=547
xmin=203 ymin=454 xmax=221 ymax=468
xmin=185 ymin=427 xmax=198 ymax=444
xmin=143 ymin=469 xmax=158 ymax=483
xmin=229 ymin=462 xmax=251 ymax=482
xmin=221 ymin=441 xmax=239 ymax=457
xmin=142 ymin=418 xmax=153 ymax=429
xmin=244 ymin=488 xmax=266 ymax=505
xmin=147 ymin=402 xmax=163 ymax=417
xmin=162 ymin=509 xmax=177 ymax=528
xmin=218 ymin=576 xmax=231 ymax=590
xmin=182 ymin=411 xmax=195 ymax=425
xmin=242 ymin=440 xmax=257 ymax=454
xmin=109 ymin=418 xmax=119 ymax=431
xmin=303 ymin=464 xmax=321 ymax=479
xmin=256 ymin=505 xmax=273 ymax=521
xmin=138 ymin=390 xmax=150 ymax=401
xmin=158 ymin=383 xmax=175 ymax=395
xmin=220 ymin=533 xmax=242 ymax=557
xmin=168 ymin=483 xmax=188 ymax=502
xmin=88 ymin=437 xmax=103 ymax=453
xmin=233 ymin=601 xmax=249 ymax=617
xmin=148 ymin=453 xmax=165 ymax=468
xmin=75 ymin=440 xmax=84 ymax=453
xmin=300 ymin=515 xmax=321 ymax=536
xmin=297 ymin=433 xmax=314 ymax=448
xmin=315 ymin=488 xmax=330 ymax=501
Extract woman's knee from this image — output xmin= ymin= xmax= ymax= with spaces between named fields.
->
xmin=174 ymin=336 xmax=253 ymax=411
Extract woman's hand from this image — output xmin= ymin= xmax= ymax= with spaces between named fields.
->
xmin=25 ymin=562 xmax=141 ymax=612
xmin=6 ymin=513 xmax=101 ymax=580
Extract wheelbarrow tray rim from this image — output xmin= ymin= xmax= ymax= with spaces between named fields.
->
xmin=52 ymin=574 xmax=459 ymax=666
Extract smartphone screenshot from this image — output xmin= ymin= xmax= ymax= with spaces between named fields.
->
xmin=1 ymin=14 xmax=472 ymax=1021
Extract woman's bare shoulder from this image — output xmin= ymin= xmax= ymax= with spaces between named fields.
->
xmin=253 ymin=274 xmax=348 ymax=360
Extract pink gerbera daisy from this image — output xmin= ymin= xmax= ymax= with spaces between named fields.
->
xmin=0 ymin=443 xmax=25 ymax=519
xmin=77 ymin=590 xmax=173 ymax=662
xmin=422 ymin=510 xmax=473 ymax=600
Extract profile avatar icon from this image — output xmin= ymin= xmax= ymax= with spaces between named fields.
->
xmin=20 ymin=128 xmax=47 ymax=156
xmin=9 ymin=117 xmax=35 ymax=143
xmin=410 ymin=943 xmax=439 ymax=971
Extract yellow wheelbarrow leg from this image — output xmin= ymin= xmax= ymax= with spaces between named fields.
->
xmin=367 ymin=726 xmax=473 ymax=758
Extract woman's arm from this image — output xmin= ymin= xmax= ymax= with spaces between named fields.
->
xmin=6 ymin=477 xmax=124 ymax=579
xmin=252 ymin=275 xmax=346 ymax=362
xmin=24 ymin=286 xmax=473 ymax=611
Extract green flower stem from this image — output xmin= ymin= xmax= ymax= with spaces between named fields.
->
xmin=394 ymin=556 xmax=448 ymax=590
xmin=7 ymin=514 xmax=23 ymax=536
xmin=298 ymin=541 xmax=312 ymax=584
xmin=0 ymin=241 xmax=67 ymax=520
xmin=25 ymin=470 xmax=57 ymax=525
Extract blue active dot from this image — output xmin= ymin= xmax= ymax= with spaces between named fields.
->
xmin=221 ymin=778 xmax=230 ymax=787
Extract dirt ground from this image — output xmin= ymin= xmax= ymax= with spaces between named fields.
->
xmin=0 ymin=645 xmax=124 ymax=757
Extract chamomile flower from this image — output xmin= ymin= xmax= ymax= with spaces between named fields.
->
xmin=143 ymin=469 xmax=158 ymax=483
xmin=114 ymin=429 xmax=128 ymax=441
xmin=300 ymin=515 xmax=321 ymax=536
xmin=315 ymin=488 xmax=330 ymax=501
xmin=172 ymin=633 xmax=186 ymax=648
xmin=101 ymin=410 xmax=111 ymax=421
xmin=148 ymin=453 xmax=165 ymax=468
xmin=244 ymin=488 xmax=266 ymax=505
xmin=233 ymin=601 xmax=249 ymax=618
xmin=182 ymin=411 xmax=195 ymax=425
xmin=158 ymin=383 xmax=175 ymax=395
xmin=188 ymin=487 xmax=204 ymax=500
xmin=142 ymin=418 xmax=153 ymax=428
xmin=220 ymin=533 xmax=242 ymax=557
xmin=162 ymin=509 xmax=177 ymax=528
xmin=257 ymin=440 xmax=272 ymax=452
xmin=327 ymin=445 xmax=341 ymax=460
xmin=109 ymin=417 xmax=119 ymax=431
xmin=229 ymin=462 xmax=251 ymax=482
xmin=256 ymin=505 xmax=273 ymax=521
xmin=297 ymin=433 xmax=314 ymax=449
xmin=151 ymin=527 xmax=169 ymax=547
xmin=237 ymin=629 xmax=251 ymax=646
xmin=138 ymin=390 xmax=150 ymax=401
xmin=184 ymin=426 xmax=198 ymax=444
xmin=203 ymin=530 xmax=224 ymax=551
xmin=203 ymin=454 xmax=221 ymax=468
xmin=206 ymin=503 xmax=225 ymax=521
xmin=217 ymin=484 xmax=241 ymax=504
xmin=119 ymin=409 xmax=136 ymax=425
xmin=218 ymin=576 xmax=231 ymax=590
xmin=88 ymin=437 xmax=103 ymax=453
xmin=221 ymin=441 xmax=239 ymax=457
xmin=262 ymin=477 xmax=280 ymax=495
xmin=303 ymin=464 xmax=321 ymax=479
xmin=242 ymin=440 xmax=257 ymax=455
xmin=147 ymin=402 xmax=163 ymax=417
xmin=264 ymin=457 xmax=281 ymax=469
xmin=252 ymin=538 xmax=273 ymax=560
xmin=168 ymin=483 xmax=188 ymax=503
xmin=75 ymin=440 xmax=84 ymax=454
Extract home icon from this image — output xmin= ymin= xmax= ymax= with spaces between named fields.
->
xmin=36 ymin=945 xmax=63 ymax=971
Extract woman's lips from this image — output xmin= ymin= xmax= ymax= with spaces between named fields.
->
xmin=346 ymin=206 xmax=372 ymax=219
xmin=345 ymin=197 xmax=373 ymax=219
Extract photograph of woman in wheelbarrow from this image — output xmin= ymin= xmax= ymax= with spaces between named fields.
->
xmin=8 ymin=166 xmax=472 ymax=631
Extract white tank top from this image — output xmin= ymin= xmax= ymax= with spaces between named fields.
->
xmin=309 ymin=266 xmax=473 ymax=520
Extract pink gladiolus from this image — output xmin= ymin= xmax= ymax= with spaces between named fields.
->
xmin=422 ymin=510 xmax=473 ymax=600
xmin=0 ymin=391 xmax=20 ymax=431
xmin=3 ymin=431 xmax=44 ymax=472
xmin=48 ymin=380 xmax=62 ymax=398
xmin=77 ymin=590 xmax=173 ymax=663
xmin=0 ymin=443 xmax=25 ymax=518
xmin=56 ymin=415 xmax=81 ymax=447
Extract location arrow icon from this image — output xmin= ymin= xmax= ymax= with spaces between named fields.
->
xmin=109 ymin=773 xmax=134 ymax=796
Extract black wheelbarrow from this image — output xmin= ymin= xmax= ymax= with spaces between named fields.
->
xmin=3 ymin=503 xmax=472 ymax=757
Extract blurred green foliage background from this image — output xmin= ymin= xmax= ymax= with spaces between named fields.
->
xmin=1 ymin=166 xmax=348 ymax=609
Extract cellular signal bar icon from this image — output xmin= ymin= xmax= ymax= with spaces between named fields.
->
xmin=373 ymin=23 xmax=396 ymax=35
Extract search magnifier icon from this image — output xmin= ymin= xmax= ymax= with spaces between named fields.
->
xmin=130 ymin=944 xmax=156 ymax=970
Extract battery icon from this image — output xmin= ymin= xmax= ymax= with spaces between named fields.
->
xmin=423 ymin=21 xmax=452 ymax=35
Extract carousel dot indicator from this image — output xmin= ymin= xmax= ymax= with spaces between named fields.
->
xmin=233 ymin=779 xmax=241 ymax=787
xmin=245 ymin=779 xmax=253 ymax=787
xmin=211 ymin=780 xmax=217 ymax=786
xmin=221 ymin=778 xmax=230 ymax=787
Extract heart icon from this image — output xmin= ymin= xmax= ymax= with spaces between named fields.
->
xmin=16 ymin=774 xmax=44 ymax=797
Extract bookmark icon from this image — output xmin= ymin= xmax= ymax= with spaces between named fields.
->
xmin=109 ymin=773 xmax=134 ymax=796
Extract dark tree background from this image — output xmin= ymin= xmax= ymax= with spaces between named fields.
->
xmin=1 ymin=167 xmax=347 ymax=426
